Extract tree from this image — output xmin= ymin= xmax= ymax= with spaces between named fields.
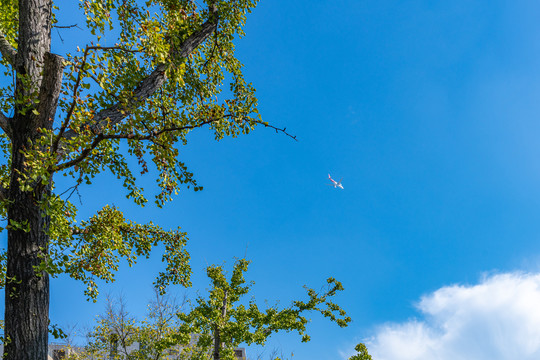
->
xmin=80 ymin=294 xmax=139 ymax=359
xmin=72 ymin=259 xmax=351 ymax=360
xmin=0 ymin=1 xmax=294 ymax=359
xmin=72 ymin=291 xmax=185 ymax=359
xmin=348 ymin=343 xmax=372 ymax=360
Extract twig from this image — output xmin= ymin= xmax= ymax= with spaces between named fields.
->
xmin=53 ymin=24 xmax=81 ymax=29
xmin=86 ymin=45 xmax=140 ymax=54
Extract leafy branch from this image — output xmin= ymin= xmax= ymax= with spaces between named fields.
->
xmin=59 ymin=5 xmax=220 ymax=144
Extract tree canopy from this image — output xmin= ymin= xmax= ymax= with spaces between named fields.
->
xmin=0 ymin=0 xmax=266 ymax=299
xmin=0 ymin=0 xmax=301 ymax=358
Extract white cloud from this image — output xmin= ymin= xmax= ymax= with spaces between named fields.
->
xmin=365 ymin=272 xmax=540 ymax=360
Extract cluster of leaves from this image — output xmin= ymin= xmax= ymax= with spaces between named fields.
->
xmin=40 ymin=202 xmax=191 ymax=301
xmin=348 ymin=343 xmax=373 ymax=360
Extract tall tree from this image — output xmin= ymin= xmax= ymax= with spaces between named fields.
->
xmin=0 ymin=1 xmax=287 ymax=359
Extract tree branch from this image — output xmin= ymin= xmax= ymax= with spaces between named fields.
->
xmin=0 ymin=31 xmax=16 ymax=66
xmin=37 ymin=52 xmax=65 ymax=130
xmin=53 ymin=24 xmax=80 ymax=29
xmin=0 ymin=111 xmax=9 ymax=137
xmin=60 ymin=6 xmax=219 ymax=143
xmin=53 ymin=116 xmax=297 ymax=173
xmin=53 ymin=117 xmax=222 ymax=172
xmin=51 ymin=47 xmax=93 ymax=155
xmin=0 ymin=184 xmax=7 ymax=202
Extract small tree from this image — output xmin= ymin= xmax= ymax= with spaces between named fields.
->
xmin=74 ymin=259 xmax=351 ymax=360
xmin=175 ymin=258 xmax=351 ymax=360
xmin=79 ymin=294 xmax=139 ymax=359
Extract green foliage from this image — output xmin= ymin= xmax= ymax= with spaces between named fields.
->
xmin=73 ymin=259 xmax=351 ymax=360
xmin=348 ymin=343 xmax=373 ymax=360
xmin=0 ymin=1 xmax=17 ymax=49
xmin=0 ymin=0 xmax=263 ymax=300
xmin=37 ymin=202 xmax=191 ymax=301
xmin=49 ymin=323 xmax=68 ymax=341
xmin=175 ymin=259 xmax=351 ymax=360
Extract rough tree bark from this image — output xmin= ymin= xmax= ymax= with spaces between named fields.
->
xmin=2 ymin=1 xmax=219 ymax=359
xmin=5 ymin=1 xmax=54 ymax=359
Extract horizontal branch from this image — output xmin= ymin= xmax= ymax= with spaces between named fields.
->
xmin=54 ymin=117 xmax=222 ymax=172
xmin=53 ymin=116 xmax=297 ymax=172
xmin=0 ymin=31 xmax=16 ymax=66
xmin=53 ymin=23 xmax=79 ymax=29
xmin=86 ymin=45 xmax=140 ymax=54
xmin=60 ymin=6 xmax=219 ymax=143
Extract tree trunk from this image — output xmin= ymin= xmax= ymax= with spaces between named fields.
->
xmin=4 ymin=136 xmax=51 ymax=360
xmin=4 ymin=1 xmax=53 ymax=359
xmin=213 ymin=291 xmax=228 ymax=360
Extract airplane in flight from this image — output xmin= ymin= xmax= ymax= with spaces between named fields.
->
xmin=328 ymin=174 xmax=344 ymax=189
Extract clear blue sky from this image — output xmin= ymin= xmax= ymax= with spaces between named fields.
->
xmin=5 ymin=1 xmax=540 ymax=359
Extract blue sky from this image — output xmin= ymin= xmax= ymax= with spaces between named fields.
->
xmin=6 ymin=1 xmax=540 ymax=359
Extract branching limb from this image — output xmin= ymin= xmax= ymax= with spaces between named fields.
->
xmin=37 ymin=52 xmax=65 ymax=130
xmin=60 ymin=6 xmax=219 ymax=143
xmin=0 ymin=31 xmax=16 ymax=66
xmin=53 ymin=116 xmax=223 ymax=172
xmin=51 ymin=47 xmax=93 ymax=155
xmin=53 ymin=115 xmax=297 ymax=173
xmin=85 ymin=45 xmax=140 ymax=54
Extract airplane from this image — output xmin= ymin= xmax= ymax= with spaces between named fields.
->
xmin=328 ymin=174 xmax=344 ymax=189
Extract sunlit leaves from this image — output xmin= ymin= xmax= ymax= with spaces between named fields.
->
xmin=0 ymin=0 xmax=18 ymax=48
xmin=73 ymin=260 xmax=351 ymax=360
xmin=348 ymin=343 xmax=373 ymax=360
xmin=0 ymin=0 xmax=261 ymax=304
xmin=43 ymin=205 xmax=191 ymax=301
xmin=54 ymin=0 xmax=260 ymax=208
xmin=175 ymin=259 xmax=351 ymax=359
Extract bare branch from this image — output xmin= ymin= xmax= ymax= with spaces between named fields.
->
xmin=53 ymin=24 xmax=80 ymax=29
xmin=258 ymin=122 xmax=298 ymax=141
xmin=0 ymin=31 xmax=16 ymax=66
xmin=86 ymin=45 xmax=140 ymax=54
xmin=60 ymin=6 xmax=219 ymax=143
